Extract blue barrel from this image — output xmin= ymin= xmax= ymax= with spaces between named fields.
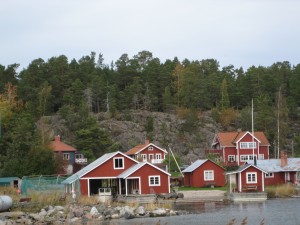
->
xmin=0 ymin=196 xmax=13 ymax=211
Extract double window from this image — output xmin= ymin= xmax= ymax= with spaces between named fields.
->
xmin=240 ymin=155 xmax=254 ymax=162
xmin=63 ymin=153 xmax=70 ymax=160
xmin=240 ymin=142 xmax=257 ymax=149
xmin=228 ymin=155 xmax=235 ymax=162
xmin=246 ymin=172 xmax=257 ymax=184
xmin=149 ymin=176 xmax=160 ymax=186
xmin=204 ymin=170 xmax=214 ymax=181
xmin=114 ymin=157 xmax=124 ymax=169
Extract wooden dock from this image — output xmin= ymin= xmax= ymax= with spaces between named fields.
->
xmin=227 ymin=192 xmax=267 ymax=202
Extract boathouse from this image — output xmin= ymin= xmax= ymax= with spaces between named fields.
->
xmin=227 ymin=163 xmax=267 ymax=193
xmin=182 ymin=159 xmax=226 ymax=188
xmin=62 ymin=151 xmax=170 ymax=197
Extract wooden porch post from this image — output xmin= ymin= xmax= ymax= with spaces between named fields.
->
xmin=118 ymin=179 xmax=121 ymax=195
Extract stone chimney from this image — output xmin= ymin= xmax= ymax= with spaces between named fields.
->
xmin=280 ymin=150 xmax=288 ymax=167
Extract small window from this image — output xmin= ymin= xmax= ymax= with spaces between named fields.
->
xmin=63 ymin=153 xmax=70 ymax=160
xmin=75 ymin=154 xmax=83 ymax=159
xmin=148 ymin=146 xmax=153 ymax=150
xmin=228 ymin=155 xmax=235 ymax=162
xmin=156 ymin=154 xmax=161 ymax=159
xmin=246 ymin=172 xmax=257 ymax=184
xmin=265 ymin=172 xmax=274 ymax=178
xmin=114 ymin=157 xmax=124 ymax=169
xmin=141 ymin=154 xmax=147 ymax=161
xmin=149 ymin=176 xmax=160 ymax=186
xmin=149 ymin=154 xmax=154 ymax=160
xmin=204 ymin=170 xmax=214 ymax=181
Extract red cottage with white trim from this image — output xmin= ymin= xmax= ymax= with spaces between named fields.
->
xmin=206 ymin=131 xmax=270 ymax=166
xmin=126 ymin=140 xmax=168 ymax=166
xmin=62 ymin=151 xmax=170 ymax=196
xmin=227 ymin=164 xmax=267 ymax=193
xmin=182 ymin=159 xmax=226 ymax=187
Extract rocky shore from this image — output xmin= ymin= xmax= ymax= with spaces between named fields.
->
xmin=0 ymin=203 xmax=181 ymax=224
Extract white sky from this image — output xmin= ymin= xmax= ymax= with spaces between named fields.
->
xmin=1 ymin=0 xmax=300 ymax=71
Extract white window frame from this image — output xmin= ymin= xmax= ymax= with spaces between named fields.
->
xmin=240 ymin=142 xmax=257 ymax=149
xmin=149 ymin=154 xmax=154 ymax=160
xmin=113 ymin=157 xmax=124 ymax=169
xmin=204 ymin=170 xmax=214 ymax=181
xmin=156 ymin=153 xmax=162 ymax=159
xmin=63 ymin=153 xmax=70 ymax=160
xmin=228 ymin=155 xmax=235 ymax=162
xmin=148 ymin=146 xmax=153 ymax=150
xmin=149 ymin=176 xmax=160 ymax=186
xmin=265 ymin=172 xmax=274 ymax=178
xmin=141 ymin=154 xmax=147 ymax=161
xmin=240 ymin=155 xmax=255 ymax=162
xmin=246 ymin=172 xmax=257 ymax=184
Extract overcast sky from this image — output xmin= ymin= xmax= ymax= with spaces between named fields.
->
xmin=1 ymin=0 xmax=299 ymax=71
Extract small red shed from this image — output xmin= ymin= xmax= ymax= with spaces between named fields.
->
xmin=227 ymin=164 xmax=267 ymax=193
xmin=182 ymin=159 xmax=226 ymax=187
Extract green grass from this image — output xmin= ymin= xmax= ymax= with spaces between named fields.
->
xmin=178 ymin=186 xmax=227 ymax=191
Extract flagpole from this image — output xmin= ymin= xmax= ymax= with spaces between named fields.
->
xmin=252 ymin=99 xmax=255 ymax=164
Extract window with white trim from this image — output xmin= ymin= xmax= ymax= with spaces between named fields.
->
xmin=63 ymin=153 xmax=70 ymax=160
xmin=204 ymin=170 xmax=214 ymax=181
xmin=246 ymin=172 xmax=257 ymax=184
xmin=240 ymin=155 xmax=254 ymax=162
xmin=265 ymin=172 xmax=274 ymax=178
xmin=148 ymin=146 xmax=153 ymax=150
xmin=149 ymin=154 xmax=154 ymax=160
xmin=141 ymin=154 xmax=147 ymax=161
xmin=149 ymin=176 xmax=160 ymax=186
xmin=156 ymin=154 xmax=161 ymax=159
xmin=228 ymin=155 xmax=235 ymax=162
xmin=240 ymin=142 xmax=257 ymax=149
xmin=114 ymin=157 xmax=124 ymax=169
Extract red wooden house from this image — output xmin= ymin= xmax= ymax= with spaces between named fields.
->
xmin=206 ymin=131 xmax=270 ymax=166
xmin=255 ymin=151 xmax=300 ymax=186
xmin=227 ymin=164 xmax=267 ymax=193
xmin=51 ymin=135 xmax=87 ymax=174
xmin=62 ymin=151 xmax=170 ymax=196
xmin=182 ymin=159 xmax=226 ymax=187
xmin=126 ymin=140 xmax=168 ymax=166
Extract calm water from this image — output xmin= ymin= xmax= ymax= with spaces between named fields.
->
xmin=105 ymin=198 xmax=300 ymax=225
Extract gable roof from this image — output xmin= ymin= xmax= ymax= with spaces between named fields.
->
xmin=62 ymin=151 xmax=138 ymax=184
xmin=234 ymin=131 xmax=261 ymax=144
xmin=226 ymin=163 xmax=267 ymax=175
xmin=118 ymin=162 xmax=171 ymax=179
xmin=182 ymin=159 xmax=224 ymax=173
xmin=125 ymin=140 xmax=168 ymax=155
xmin=51 ymin=136 xmax=77 ymax=152
xmin=214 ymin=131 xmax=270 ymax=147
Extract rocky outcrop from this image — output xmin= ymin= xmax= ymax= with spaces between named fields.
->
xmin=0 ymin=204 xmax=181 ymax=224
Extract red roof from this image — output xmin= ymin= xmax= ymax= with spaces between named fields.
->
xmin=51 ymin=136 xmax=77 ymax=152
xmin=125 ymin=140 xmax=150 ymax=155
xmin=216 ymin=131 xmax=270 ymax=147
xmin=125 ymin=140 xmax=167 ymax=155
